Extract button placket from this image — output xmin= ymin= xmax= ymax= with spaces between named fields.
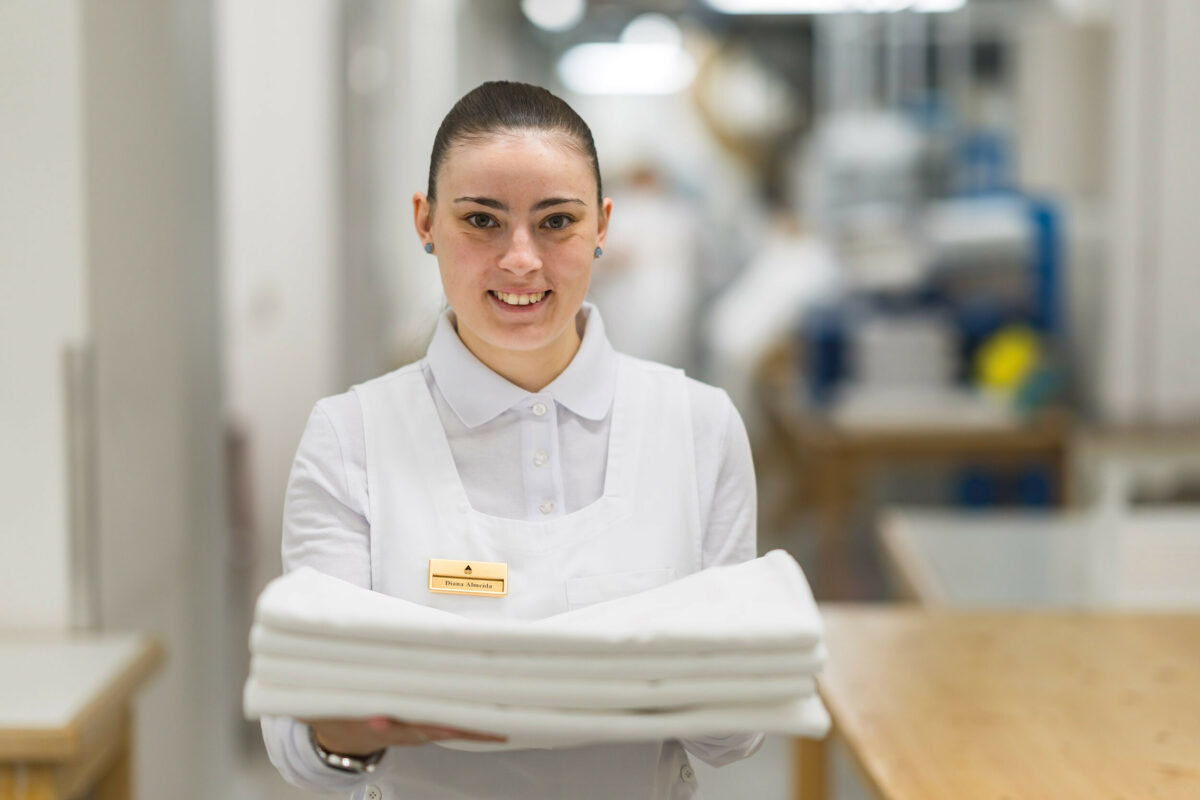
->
xmin=527 ymin=397 xmax=558 ymax=518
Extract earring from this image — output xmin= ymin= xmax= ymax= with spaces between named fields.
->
xmin=594 ymin=246 xmax=603 ymax=258
xmin=424 ymin=242 xmax=434 ymax=254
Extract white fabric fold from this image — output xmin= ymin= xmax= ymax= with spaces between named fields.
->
xmin=247 ymin=623 xmax=825 ymax=681
xmin=244 ymin=678 xmax=830 ymax=749
xmin=250 ymin=652 xmax=816 ymax=710
xmin=245 ymin=550 xmax=831 ymax=745
xmin=251 ymin=624 xmax=827 ymax=679
xmin=255 ymin=549 xmax=823 ymax=654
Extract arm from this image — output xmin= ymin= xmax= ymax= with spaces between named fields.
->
xmin=261 ymin=400 xmax=371 ymax=792
xmin=260 ymin=400 xmax=502 ymax=791
xmin=680 ymin=388 xmax=766 ymax=767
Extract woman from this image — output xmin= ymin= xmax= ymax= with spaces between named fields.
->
xmin=263 ymin=81 xmax=762 ymax=799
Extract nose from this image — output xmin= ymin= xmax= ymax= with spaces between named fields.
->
xmin=497 ymin=226 xmax=541 ymax=275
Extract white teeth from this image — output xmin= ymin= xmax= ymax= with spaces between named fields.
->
xmin=493 ymin=291 xmax=546 ymax=306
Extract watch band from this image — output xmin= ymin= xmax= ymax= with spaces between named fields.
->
xmin=307 ymin=725 xmax=385 ymax=774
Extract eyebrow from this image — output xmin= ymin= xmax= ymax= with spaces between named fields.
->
xmin=453 ymin=196 xmax=586 ymax=212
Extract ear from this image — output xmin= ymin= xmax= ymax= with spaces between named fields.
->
xmin=596 ymin=196 xmax=613 ymax=251
xmin=413 ymin=192 xmax=434 ymax=248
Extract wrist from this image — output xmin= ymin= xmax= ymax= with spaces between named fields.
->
xmin=313 ymin=728 xmax=375 ymax=758
xmin=307 ymin=725 xmax=385 ymax=773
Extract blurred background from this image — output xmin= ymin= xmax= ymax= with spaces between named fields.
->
xmin=3 ymin=0 xmax=1199 ymax=798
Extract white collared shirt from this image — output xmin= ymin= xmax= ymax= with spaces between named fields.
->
xmin=272 ymin=303 xmax=761 ymax=789
xmin=284 ymin=304 xmax=757 ymax=580
xmin=421 ymin=303 xmax=617 ymax=522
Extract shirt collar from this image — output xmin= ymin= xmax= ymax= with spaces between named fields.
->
xmin=425 ymin=302 xmax=618 ymax=428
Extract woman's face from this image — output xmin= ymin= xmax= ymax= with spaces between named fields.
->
xmin=414 ymin=131 xmax=611 ymax=369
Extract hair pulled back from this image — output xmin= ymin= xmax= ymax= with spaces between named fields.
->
xmin=426 ymin=81 xmax=602 ymax=206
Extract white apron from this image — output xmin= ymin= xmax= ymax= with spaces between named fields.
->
xmin=351 ymin=354 xmax=707 ymax=800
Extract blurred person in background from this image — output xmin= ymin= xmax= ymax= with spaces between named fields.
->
xmin=587 ymin=163 xmax=704 ymax=372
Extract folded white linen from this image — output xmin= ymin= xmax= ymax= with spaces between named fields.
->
xmin=250 ymin=653 xmax=816 ymax=711
xmin=244 ymin=677 xmax=830 ymax=748
xmin=255 ymin=550 xmax=822 ymax=654
xmin=251 ymin=624 xmax=827 ymax=680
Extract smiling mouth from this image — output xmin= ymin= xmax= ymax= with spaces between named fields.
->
xmin=490 ymin=290 xmax=549 ymax=307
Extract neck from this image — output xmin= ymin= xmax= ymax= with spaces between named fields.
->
xmin=457 ymin=323 xmax=582 ymax=393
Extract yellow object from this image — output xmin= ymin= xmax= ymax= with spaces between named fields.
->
xmin=976 ymin=325 xmax=1041 ymax=394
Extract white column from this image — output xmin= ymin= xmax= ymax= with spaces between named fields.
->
xmin=1100 ymin=0 xmax=1200 ymax=424
xmin=80 ymin=2 xmax=229 ymax=797
xmin=0 ymin=2 xmax=88 ymax=630
xmin=217 ymin=0 xmax=343 ymax=600
xmin=1147 ymin=0 xmax=1200 ymax=421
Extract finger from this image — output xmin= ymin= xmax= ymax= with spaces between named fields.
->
xmin=457 ymin=733 xmax=509 ymax=742
xmin=405 ymin=725 xmax=506 ymax=742
xmin=434 ymin=728 xmax=508 ymax=742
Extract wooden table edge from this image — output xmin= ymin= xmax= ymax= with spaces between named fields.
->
xmin=877 ymin=512 xmax=951 ymax=607
xmin=0 ymin=635 xmax=164 ymax=761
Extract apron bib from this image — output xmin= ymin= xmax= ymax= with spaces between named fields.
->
xmin=351 ymin=355 xmax=705 ymax=800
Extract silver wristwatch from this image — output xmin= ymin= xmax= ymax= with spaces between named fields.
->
xmin=308 ymin=725 xmax=385 ymax=774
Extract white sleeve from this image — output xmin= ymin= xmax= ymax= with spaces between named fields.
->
xmin=699 ymin=393 xmax=758 ymax=570
xmin=261 ymin=715 xmax=366 ymax=793
xmin=261 ymin=398 xmax=376 ymax=792
xmin=681 ymin=389 xmax=766 ymax=766
xmin=279 ymin=400 xmax=372 ymax=584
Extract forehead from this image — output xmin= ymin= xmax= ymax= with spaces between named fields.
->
xmin=438 ymin=131 xmax=596 ymax=196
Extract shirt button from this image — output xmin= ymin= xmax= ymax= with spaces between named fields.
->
xmin=531 ymin=402 xmax=547 ymax=417
xmin=539 ymin=500 xmax=554 ymax=514
xmin=365 ymin=786 xmax=383 ymax=800
xmin=680 ymin=764 xmax=695 ymax=783
xmin=533 ymin=450 xmax=548 ymax=467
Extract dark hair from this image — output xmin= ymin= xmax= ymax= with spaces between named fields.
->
xmin=426 ymin=81 xmax=602 ymax=206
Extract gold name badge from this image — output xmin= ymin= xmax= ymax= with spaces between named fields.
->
xmin=428 ymin=558 xmax=508 ymax=597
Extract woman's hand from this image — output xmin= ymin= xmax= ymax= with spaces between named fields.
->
xmin=303 ymin=716 xmax=507 ymax=756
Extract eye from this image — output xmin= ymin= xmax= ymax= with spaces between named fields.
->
xmin=465 ymin=213 xmax=497 ymax=229
xmin=542 ymin=214 xmax=574 ymax=231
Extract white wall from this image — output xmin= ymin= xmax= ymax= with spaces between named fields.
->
xmin=1101 ymin=0 xmax=1200 ymax=424
xmin=0 ymin=3 xmax=87 ymax=630
xmin=1147 ymin=0 xmax=1200 ymax=421
xmin=381 ymin=0 xmax=462 ymax=366
xmin=81 ymin=2 xmax=233 ymax=798
xmin=1015 ymin=10 xmax=1109 ymax=197
xmin=217 ymin=0 xmax=343 ymax=604
xmin=1 ymin=2 xmax=234 ymax=797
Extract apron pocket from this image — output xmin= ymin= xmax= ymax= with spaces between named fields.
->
xmin=565 ymin=567 xmax=677 ymax=610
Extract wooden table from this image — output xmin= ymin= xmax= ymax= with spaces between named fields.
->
xmin=797 ymin=607 xmax=1200 ymax=800
xmin=0 ymin=634 xmax=163 ymax=800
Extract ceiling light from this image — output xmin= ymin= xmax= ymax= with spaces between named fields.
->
xmin=521 ymin=0 xmax=586 ymax=32
xmin=704 ymin=0 xmax=966 ymax=12
xmin=705 ymin=0 xmax=860 ymax=12
xmin=558 ymin=43 xmax=697 ymax=95
xmin=620 ymin=13 xmax=684 ymax=48
xmin=911 ymin=0 xmax=966 ymax=11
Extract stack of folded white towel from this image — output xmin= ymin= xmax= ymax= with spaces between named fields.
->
xmin=244 ymin=549 xmax=829 ymax=749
